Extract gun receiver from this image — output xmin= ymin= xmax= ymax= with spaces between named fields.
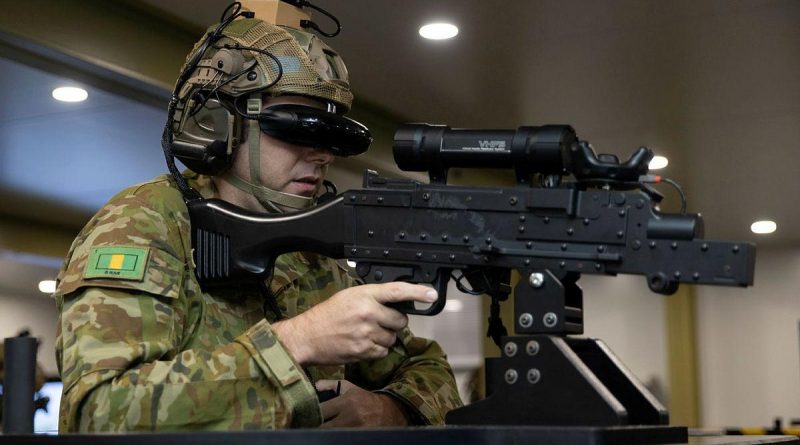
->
xmin=188 ymin=124 xmax=754 ymax=316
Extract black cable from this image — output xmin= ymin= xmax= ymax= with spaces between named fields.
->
xmin=451 ymin=270 xmax=486 ymax=296
xmin=660 ymin=177 xmax=687 ymax=214
xmin=162 ymin=1 xmax=280 ymax=202
xmin=487 ymin=297 xmax=508 ymax=349
xmin=636 ymin=174 xmax=687 ymax=214
xmin=190 ymin=42 xmax=288 ymax=121
xmin=187 ymin=58 xmax=258 ymax=118
xmin=259 ymin=280 xmax=284 ymax=321
xmin=279 ymin=0 xmax=341 ymax=37
xmin=300 ymin=3 xmax=341 ymax=37
xmin=162 ymin=2 xmax=251 ymax=200
xmin=219 ymin=2 xmax=242 ymax=23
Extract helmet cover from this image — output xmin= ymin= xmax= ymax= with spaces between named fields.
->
xmin=177 ymin=18 xmax=353 ymax=113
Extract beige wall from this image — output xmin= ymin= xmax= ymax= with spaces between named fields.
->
xmin=697 ymin=247 xmax=800 ymax=427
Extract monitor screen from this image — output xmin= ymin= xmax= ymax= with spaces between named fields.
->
xmin=33 ymin=380 xmax=62 ymax=434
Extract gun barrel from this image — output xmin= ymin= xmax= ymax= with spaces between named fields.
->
xmin=648 ymin=214 xmax=704 ymax=240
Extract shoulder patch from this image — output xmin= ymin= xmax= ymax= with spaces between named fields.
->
xmin=84 ymin=246 xmax=150 ymax=281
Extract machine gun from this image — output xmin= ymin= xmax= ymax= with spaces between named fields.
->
xmin=186 ymin=123 xmax=754 ymax=435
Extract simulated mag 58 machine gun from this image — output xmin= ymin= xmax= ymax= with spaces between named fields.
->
xmin=187 ymin=123 xmax=755 ymax=433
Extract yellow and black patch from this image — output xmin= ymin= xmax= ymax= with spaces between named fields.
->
xmin=84 ymin=246 xmax=150 ymax=281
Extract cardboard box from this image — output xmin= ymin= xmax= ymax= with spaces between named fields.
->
xmin=239 ymin=0 xmax=312 ymax=28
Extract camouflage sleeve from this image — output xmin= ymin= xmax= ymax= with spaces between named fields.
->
xmin=54 ymin=180 xmax=320 ymax=431
xmin=344 ymin=327 xmax=462 ymax=425
xmin=57 ymin=287 xmax=319 ymax=432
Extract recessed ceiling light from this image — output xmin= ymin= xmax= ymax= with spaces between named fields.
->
xmin=52 ymin=86 xmax=88 ymax=102
xmin=750 ymin=220 xmax=777 ymax=234
xmin=419 ymin=23 xmax=459 ymax=40
xmin=649 ymin=155 xmax=669 ymax=170
xmin=38 ymin=280 xmax=57 ymax=294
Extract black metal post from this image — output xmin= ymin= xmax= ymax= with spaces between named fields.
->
xmin=2 ymin=336 xmax=37 ymax=434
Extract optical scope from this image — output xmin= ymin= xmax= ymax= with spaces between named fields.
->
xmin=394 ymin=124 xmax=576 ymax=175
xmin=393 ymin=124 xmax=653 ymax=184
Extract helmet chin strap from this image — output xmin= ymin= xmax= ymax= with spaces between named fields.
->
xmin=220 ymin=96 xmax=316 ymax=213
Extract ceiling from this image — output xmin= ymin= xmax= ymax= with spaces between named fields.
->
xmin=0 ymin=0 xmax=798 ymax=298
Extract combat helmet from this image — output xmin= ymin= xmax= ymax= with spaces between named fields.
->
xmin=164 ymin=2 xmax=371 ymax=212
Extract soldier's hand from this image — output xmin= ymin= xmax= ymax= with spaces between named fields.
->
xmin=317 ymin=379 xmax=410 ymax=427
xmin=272 ymin=282 xmax=436 ymax=366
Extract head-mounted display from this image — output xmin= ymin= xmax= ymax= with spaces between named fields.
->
xmin=258 ymin=104 xmax=371 ymax=156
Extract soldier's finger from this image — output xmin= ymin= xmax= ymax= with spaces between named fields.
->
xmin=321 ymin=412 xmax=351 ymax=428
xmin=367 ymin=342 xmax=390 ymax=359
xmin=320 ymin=396 xmax=347 ymax=422
xmin=372 ymin=327 xmax=397 ymax=349
xmin=316 ymin=379 xmax=339 ymax=392
xmin=368 ymin=282 xmax=437 ymax=305
xmin=375 ymin=304 xmax=408 ymax=331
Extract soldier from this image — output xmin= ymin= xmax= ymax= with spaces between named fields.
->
xmin=53 ymin=4 xmax=462 ymax=432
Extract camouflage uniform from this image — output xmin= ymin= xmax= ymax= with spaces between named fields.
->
xmin=53 ymin=172 xmax=462 ymax=432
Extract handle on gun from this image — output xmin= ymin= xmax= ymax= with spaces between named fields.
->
xmin=386 ymin=269 xmax=450 ymax=316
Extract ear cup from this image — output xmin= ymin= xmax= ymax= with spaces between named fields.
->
xmin=171 ymin=98 xmax=238 ymax=175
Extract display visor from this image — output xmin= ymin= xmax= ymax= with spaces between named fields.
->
xmin=257 ymin=104 xmax=372 ymax=157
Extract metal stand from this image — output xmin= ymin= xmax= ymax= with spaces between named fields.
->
xmin=446 ymin=269 xmax=685 ymax=445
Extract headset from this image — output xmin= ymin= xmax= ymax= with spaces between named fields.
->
xmin=160 ymin=2 xmax=372 ymax=202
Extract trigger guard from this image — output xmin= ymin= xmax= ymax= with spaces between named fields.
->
xmin=398 ymin=270 xmax=450 ymax=316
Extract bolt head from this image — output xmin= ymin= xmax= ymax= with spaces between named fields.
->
xmin=504 ymin=342 xmax=518 ymax=357
xmin=526 ymin=340 xmax=540 ymax=356
xmin=529 ymin=272 xmax=545 ymax=288
xmin=543 ymin=312 xmax=558 ymax=328
xmin=504 ymin=369 xmax=519 ymax=385
xmin=527 ymin=368 xmax=541 ymax=384
xmin=519 ymin=313 xmax=534 ymax=328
